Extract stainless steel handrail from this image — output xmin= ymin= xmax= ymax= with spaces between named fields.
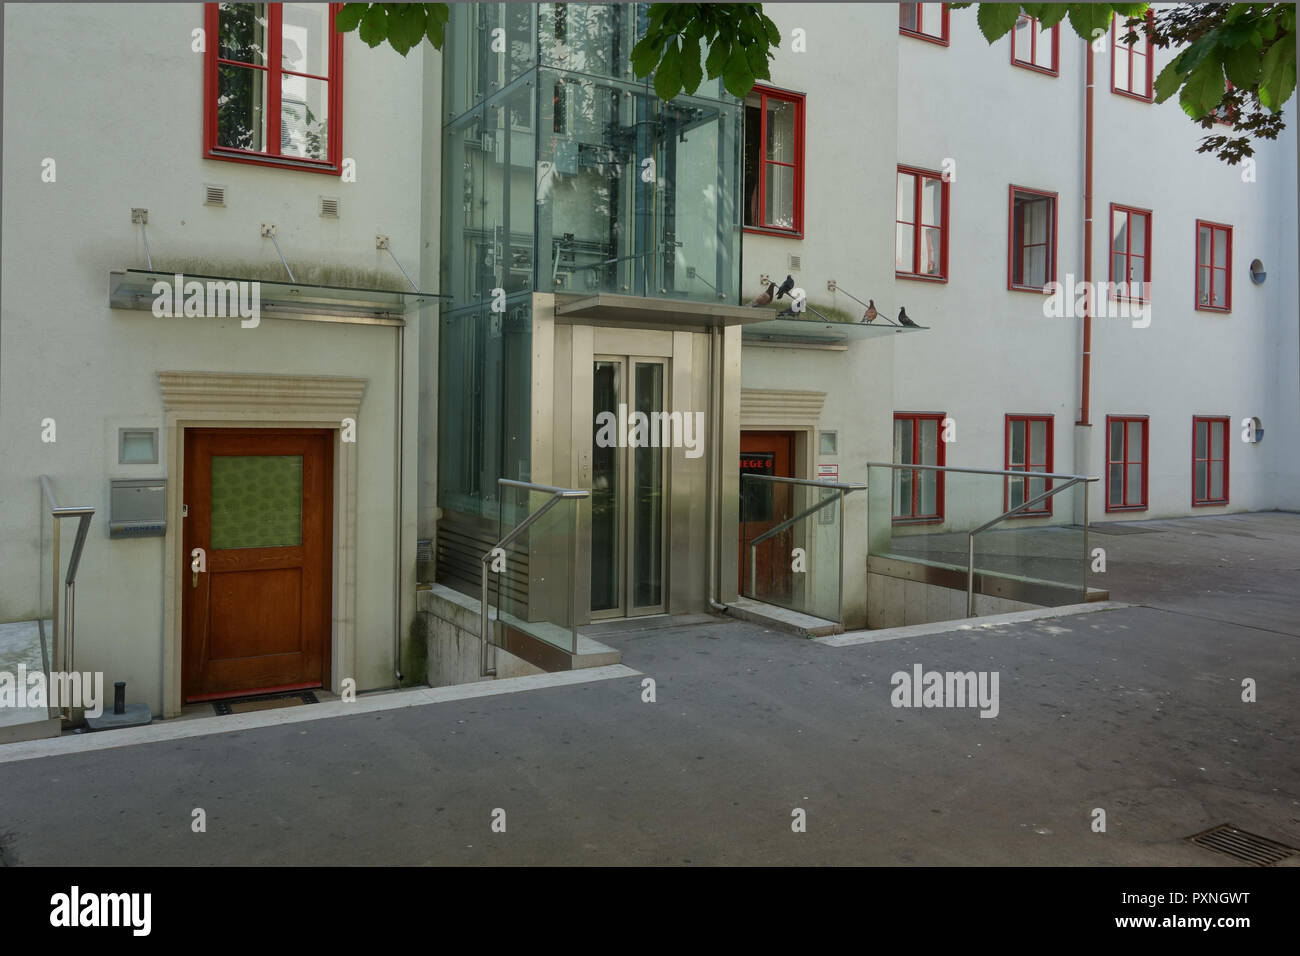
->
xmin=865 ymin=461 xmax=1097 ymax=481
xmin=863 ymin=462 xmax=1099 ymax=617
xmin=964 ymin=476 xmax=1094 ymax=616
xmin=480 ymin=479 xmax=589 ymax=677
xmin=38 ymin=476 xmax=94 ymax=720
xmin=741 ymin=474 xmax=866 ymax=623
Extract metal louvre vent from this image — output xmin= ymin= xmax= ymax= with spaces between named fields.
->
xmin=1187 ymin=824 xmax=1299 ymax=866
xmin=204 ymin=184 xmax=226 ymax=207
xmin=320 ymin=196 xmax=340 ymax=218
xmin=788 ymin=253 xmax=801 ymax=271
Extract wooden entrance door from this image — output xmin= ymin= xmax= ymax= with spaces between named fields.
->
xmin=739 ymin=431 xmax=795 ymax=598
xmin=183 ymin=429 xmax=332 ymax=702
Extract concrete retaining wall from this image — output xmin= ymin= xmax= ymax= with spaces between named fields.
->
xmin=416 ymin=585 xmax=544 ymax=688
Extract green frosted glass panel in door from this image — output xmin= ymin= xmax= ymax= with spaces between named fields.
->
xmin=210 ymin=455 xmax=303 ymax=550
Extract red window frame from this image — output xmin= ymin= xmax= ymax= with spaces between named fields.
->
xmin=1109 ymin=204 xmax=1152 ymax=303
xmin=899 ymin=3 xmax=950 ymax=46
xmin=1192 ymin=416 xmax=1230 ymax=506
xmin=1004 ymin=415 xmax=1055 ymax=516
xmin=1011 ymin=15 xmax=1060 ymax=76
xmin=896 ymin=166 xmax=950 ymax=282
xmin=1007 ymin=185 xmax=1058 ymax=293
xmin=1195 ymin=220 xmax=1233 ymax=313
xmin=892 ymin=412 xmax=947 ymax=524
xmin=203 ymin=2 xmax=345 ymax=175
xmin=1111 ymin=13 xmax=1154 ymax=102
xmin=743 ymin=86 xmax=805 ymax=237
xmin=1105 ymin=415 xmax=1149 ymax=513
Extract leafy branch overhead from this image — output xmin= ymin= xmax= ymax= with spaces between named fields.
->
xmin=338 ymin=2 xmax=1293 ymax=164
xmin=631 ymin=3 xmax=781 ymax=100
xmin=334 ymin=2 xmax=780 ymax=99
xmin=956 ymin=3 xmax=1296 ymax=163
xmin=335 ymin=2 xmax=449 ymax=55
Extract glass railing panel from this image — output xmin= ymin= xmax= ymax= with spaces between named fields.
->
xmin=491 ymin=481 xmax=583 ymax=655
xmin=866 ymin=464 xmax=1092 ymax=609
xmin=740 ymin=474 xmax=844 ymax=621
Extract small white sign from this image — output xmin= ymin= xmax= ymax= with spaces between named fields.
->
xmin=817 ymin=463 xmax=838 ymax=482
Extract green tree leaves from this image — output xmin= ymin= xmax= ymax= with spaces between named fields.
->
xmin=338 ymin=3 xmax=448 ymax=55
xmin=631 ymin=3 xmax=779 ymax=99
xmin=955 ymin=3 xmax=1294 ymax=163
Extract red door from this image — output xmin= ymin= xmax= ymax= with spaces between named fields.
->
xmin=183 ymin=429 xmax=332 ymax=702
xmin=739 ymin=431 xmax=795 ymax=598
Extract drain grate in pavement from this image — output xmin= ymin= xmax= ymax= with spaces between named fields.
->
xmin=1186 ymin=824 xmax=1299 ymax=866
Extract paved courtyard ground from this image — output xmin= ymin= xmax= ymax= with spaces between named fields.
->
xmin=0 ymin=512 xmax=1296 ymax=866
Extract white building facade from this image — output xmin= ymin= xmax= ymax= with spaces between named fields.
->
xmin=1 ymin=3 xmax=1295 ymax=724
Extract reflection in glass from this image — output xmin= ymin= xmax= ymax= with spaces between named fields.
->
xmin=591 ymin=361 xmax=620 ymax=612
xmin=632 ymin=363 xmax=663 ymax=608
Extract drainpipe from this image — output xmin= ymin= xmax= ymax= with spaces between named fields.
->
xmin=707 ymin=325 xmax=728 ymax=613
xmin=1078 ymin=38 xmax=1095 ymax=427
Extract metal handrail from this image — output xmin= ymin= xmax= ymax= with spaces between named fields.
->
xmin=965 ymin=476 xmax=1096 ymax=616
xmin=741 ymin=474 xmax=866 ymax=623
xmin=480 ymin=479 xmax=588 ymax=677
xmin=865 ymin=461 xmax=1097 ymax=481
xmin=38 ymin=476 xmax=94 ymax=719
xmin=863 ymin=462 xmax=1099 ymax=617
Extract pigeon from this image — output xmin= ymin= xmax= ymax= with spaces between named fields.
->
xmin=774 ymin=274 xmax=795 ymax=300
xmin=748 ymin=282 xmax=776 ymax=307
xmin=861 ymin=299 xmax=879 ymax=323
xmin=898 ymin=307 xmax=918 ymax=327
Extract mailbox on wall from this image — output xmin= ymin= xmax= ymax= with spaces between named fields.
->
xmin=108 ymin=478 xmax=166 ymax=538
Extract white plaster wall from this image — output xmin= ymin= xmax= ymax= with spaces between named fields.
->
xmin=739 ymin=3 xmax=901 ymax=627
xmin=889 ymin=5 xmax=1295 ymax=520
xmin=1 ymin=3 xmax=429 ymax=708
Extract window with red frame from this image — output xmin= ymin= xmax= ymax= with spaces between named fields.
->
xmin=204 ymin=2 xmax=343 ymax=173
xmin=1005 ymin=415 xmax=1054 ymax=515
xmin=1192 ymin=416 xmax=1230 ymax=505
xmin=893 ymin=413 xmax=946 ymax=521
xmin=743 ymin=86 xmax=804 ymax=235
xmin=1112 ymin=13 xmax=1153 ymax=100
xmin=896 ymin=167 xmax=948 ymax=280
xmin=1106 ymin=415 xmax=1148 ymax=512
xmin=1110 ymin=204 xmax=1152 ymax=302
xmin=1012 ymin=14 xmax=1059 ymax=75
xmin=1196 ymin=220 xmax=1232 ymax=311
xmin=1009 ymin=186 xmax=1057 ymax=291
xmin=899 ymin=3 xmax=949 ymax=44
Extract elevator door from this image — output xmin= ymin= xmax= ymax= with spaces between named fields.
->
xmin=591 ymin=356 xmax=668 ymax=618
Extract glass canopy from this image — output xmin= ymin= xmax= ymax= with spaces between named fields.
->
xmin=108 ymin=269 xmax=441 ymax=325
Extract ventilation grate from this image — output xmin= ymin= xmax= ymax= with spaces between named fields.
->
xmin=788 ymin=253 xmax=801 ymax=271
xmin=1187 ymin=824 xmax=1299 ymax=866
xmin=319 ymin=196 xmax=340 ymax=218
xmin=204 ymin=184 xmax=226 ymax=207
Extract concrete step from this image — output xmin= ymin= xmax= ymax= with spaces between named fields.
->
xmin=726 ymin=597 xmax=842 ymax=638
xmin=0 ymin=620 xmax=62 ymax=744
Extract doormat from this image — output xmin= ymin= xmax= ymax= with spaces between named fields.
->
xmin=212 ymin=691 xmax=319 ymax=716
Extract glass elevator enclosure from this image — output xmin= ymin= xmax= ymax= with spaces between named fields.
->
xmin=438 ymin=3 xmax=745 ymax=620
